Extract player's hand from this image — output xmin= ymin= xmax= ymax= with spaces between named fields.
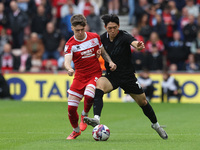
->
xmin=137 ymin=41 xmax=145 ymax=51
xmin=109 ymin=61 xmax=117 ymax=71
xmin=67 ymin=68 xmax=74 ymax=76
xmin=96 ymin=49 xmax=101 ymax=58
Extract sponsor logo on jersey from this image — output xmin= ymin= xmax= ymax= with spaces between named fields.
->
xmin=91 ymin=39 xmax=96 ymax=47
xmin=81 ymin=48 xmax=95 ymax=58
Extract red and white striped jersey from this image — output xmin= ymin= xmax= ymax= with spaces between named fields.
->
xmin=64 ymin=32 xmax=102 ymax=78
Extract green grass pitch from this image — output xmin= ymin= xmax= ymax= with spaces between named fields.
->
xmin=0 ymin=101 xmax=199 ymax=150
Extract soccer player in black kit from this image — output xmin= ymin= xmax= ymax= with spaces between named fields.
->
xmin=84 ymin=14 xmax=168 ymax=139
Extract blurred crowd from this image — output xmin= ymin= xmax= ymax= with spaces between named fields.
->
xmin=0 ymin=0 xmax=200 ymax=73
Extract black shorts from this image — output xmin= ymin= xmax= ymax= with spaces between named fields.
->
xmin=104 ymin=72 xmax=144 ymax=94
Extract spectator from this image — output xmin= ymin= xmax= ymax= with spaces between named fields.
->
xmin=144 ymin=43 xmax=163 ymax=71
xmin=130 ymin=27 xmax=145 ymax=52
xmin=152 ymin=14 xmax=167 ymax=41
xmin=107 ymin=0 xmax=119 ymax=15
xmin=169 ymin=63 xmax=178 ymax=72
xmin=86 ymin=5 xmax=101 ymax=34
xmin=183 ymin=15 xmax=198 ymax=43
xmin=26 ymin=32 xmax=44 ymax=60
xmin=161 ymin=71 xmax=182 ymax=103
xmin=177 ymin=7 xmax=190 ymax=40
xmin=185 ymin=53 xmax=199 ymax=72
xmin=174 ymin=0 xmax=186 ymax=11
xmin=168 ymin=0 xmax=181 ymax=30
xmin=145 ymin=32 xmax=165 ymax=53
xmin=8 ymin=1 xmax=29 ymax=48
xmin=1 ymin=0 xmax=11 ymax=14
xmin=128 ymin=0 xmax=135 ymax=25
xmin=137 ymin=13 xmax=152 ymax=42
xmin=135 ymin=0 xmax=150 ymax=24
xmin=30 ymin=58 xmax=42 ymax=72
xmin=26 ymin=0 xmax=37 ymax=18
xmin=137 ymin=69 xmax=154 ymax=101
xmin=131 ymin=50 xmax=145 ymax=71
xmin=130 ymin=27 xmax=145 ymax=70
xmin=0 ymin=2 xmax=8 ymax=29
xmin=31 ymin=4 xmax=50 ymax=38
xmin=197 ymin=14 xmax=200 ymax=31
xmin=190 ymin=30 xmax=200 ymax=67
xmin=17 ymin=0 xmax=30 ymax=13
xmin=60 ymin=0 xmax=78 ymax=18
xmin=39 ymin=0 xmax=52 ymax=22
xmin=167 ymin=31 xmax=189 ymax=70
xmin=60 ymin=5 xmax=74 ymax=41
xmin=148 ymin=4 xmax=157 ymax=27
xmin=185 ymin=0 xmax=199 ymax=18
xmin=15 ymin=45 xmax=32 ymax=72
xmin=42 ymin=22 xmax=62 ymax=60
xmin=42 ymin=59 xmax=58 ymax=71
xmin=162 ymin=5 xmax=174 ymax=42
xmin=153 ymin=0 xmax=165 ymax=15
xmin=51 ymin=0 xmax=65 ymax=28
xmin=92 ymin=0 xmax=103 ymax=11
xmin=78 ymin=0 xmax=99 ymax=17
xmin=0 ymin=43 xmax=17 ymax=72
xmin=0 ymin=28 xmax=10 ymax=54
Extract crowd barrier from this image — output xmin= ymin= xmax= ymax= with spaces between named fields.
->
xmin=4 ymin=73 xmax=200 ymax=103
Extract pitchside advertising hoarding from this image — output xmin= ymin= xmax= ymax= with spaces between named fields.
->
xmin=4 ymin=73 xmax=200 ymax=103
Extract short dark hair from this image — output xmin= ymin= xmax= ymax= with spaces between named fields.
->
xmin=70 ymin=14 xmax=87 ymax=27
xmin=101 ymin=14 xmax=119 ymax=26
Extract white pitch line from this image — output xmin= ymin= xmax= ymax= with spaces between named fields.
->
xmin=0 ymin=132 xmax=200 ymax=136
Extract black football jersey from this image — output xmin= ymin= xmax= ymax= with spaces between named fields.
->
xmin=101 ymin=30 xmax=137 ymax=75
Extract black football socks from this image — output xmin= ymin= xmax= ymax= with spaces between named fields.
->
xmin=141 ymin=102 xmax=157 ymax=124
xmin=93 ymin=89 xmax=104 ymax=116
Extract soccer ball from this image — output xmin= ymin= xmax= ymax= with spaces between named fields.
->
xmin=92 ymin=124 xmax=110 ymax=141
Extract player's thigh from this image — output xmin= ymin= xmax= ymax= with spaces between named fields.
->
xmin=96 ymin=77 xmax=113 ymax=93
xmin=68 ymin=94 xmax=82 ymax=101
xmin=85 ymin=73 xmax=102 ymax=95
xmin=130 ymin=93 xmax=147 ymax=106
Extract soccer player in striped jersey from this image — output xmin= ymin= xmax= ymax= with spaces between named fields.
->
xmin=64 ymin=14 xmax=116 ymax=140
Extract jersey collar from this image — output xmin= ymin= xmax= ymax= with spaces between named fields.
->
xmin=106 ymin=31 xmax=120 ymax=41
xmin=74 ymin=32 xmax=87 ymax=42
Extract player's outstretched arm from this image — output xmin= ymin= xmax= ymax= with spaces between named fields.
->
xmin=64 ymin=54 xmax=74 ymax=76
xmin=101 ymin=46 xmax=117 ymax=71
xmin=131 ymin=41 xmax=145 ymax=51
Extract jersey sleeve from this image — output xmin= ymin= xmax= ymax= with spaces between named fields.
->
xmin=123 ymin=31 xmax=137 ymax=45
xmin=64 ymin=42 xmax=72 ymax=55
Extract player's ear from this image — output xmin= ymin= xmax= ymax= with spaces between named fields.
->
xmin=104 ymin=25 xmax=106 ymax=29
xmin=71 ymin=26 xmax=74 ymax=31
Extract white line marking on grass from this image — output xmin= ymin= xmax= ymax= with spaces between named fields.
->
xmin=0 ymin=132 xmax=200 ymax=136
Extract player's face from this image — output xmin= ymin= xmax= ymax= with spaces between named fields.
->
xmin=105 ymin=22 xmax=119 ymax=39
xmin=72 ymin=25 xmax=86 ymax=40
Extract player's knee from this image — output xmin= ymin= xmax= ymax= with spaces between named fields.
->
xmin=96 ymin=81 xmax=103 ymax=90
xmin=84 ymin=89 xmax=95 ymax=98
xmin=138 ymin=99 xmax=148 ymax=106
xmin=68 ymin=100 xmax=79 ymax=114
